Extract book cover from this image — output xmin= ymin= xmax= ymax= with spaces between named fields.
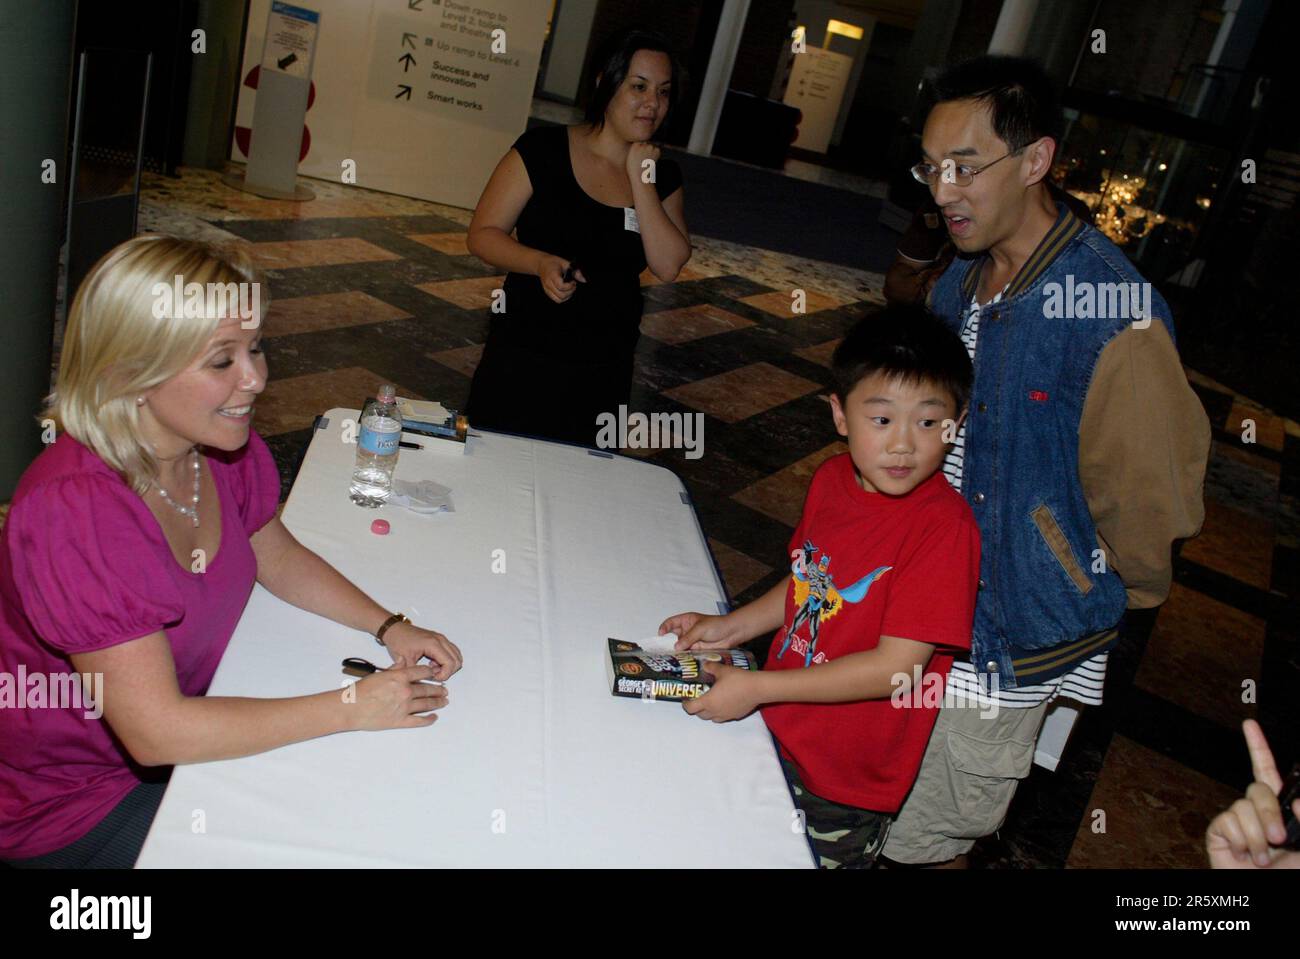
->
xmin=360 ymin=395 xmax=468 ymax=452
xmin=606 ymin=638 xmax=758 ymax=702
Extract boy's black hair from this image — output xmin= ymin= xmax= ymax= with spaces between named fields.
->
xmin=930 ymin=55 xmax=1061 ymax=151
xmin=830 ymin=304 xmax=972 ymax=414
xmin=584 ymin=28 xmax=684 ymax=130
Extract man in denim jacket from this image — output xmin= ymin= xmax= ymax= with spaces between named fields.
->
xmin=882 ymin=56 xmax=1211 ymax=867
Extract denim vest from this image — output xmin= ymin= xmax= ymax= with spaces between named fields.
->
xmin=928 ymin=203 xmax=1172 ymax=687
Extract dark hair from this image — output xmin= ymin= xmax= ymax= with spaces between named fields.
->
xmin=831 ymin=304 xmax=972 ymax=413
xmin=930 ymin=55 xmax=1061 ymax=151
xmin=584 ymin=29 xmax=683 ymax=130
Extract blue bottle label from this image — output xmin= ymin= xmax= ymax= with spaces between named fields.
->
xmin=359 ymin=424 xmax=399 ymax=455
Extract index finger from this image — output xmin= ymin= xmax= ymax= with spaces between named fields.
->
xmin=400 ymin=664 xmax=440 ymax=683
xmin=1242 ymin=719 xmax=1283 ymax=792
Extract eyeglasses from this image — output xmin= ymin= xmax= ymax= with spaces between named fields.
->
xmin=910 ymin=150 xmax=1020 ymax=187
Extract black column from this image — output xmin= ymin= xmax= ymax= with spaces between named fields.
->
xmin=0 ymin=1 xmax=77 ymax=497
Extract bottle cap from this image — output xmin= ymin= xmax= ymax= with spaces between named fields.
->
xmin=377 ymin=384 xmax=396 ymax=403
xmin=370 ymin=519 xmax=390 ymax=535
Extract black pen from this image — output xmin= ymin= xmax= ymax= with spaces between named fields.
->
xmin=342 ymin=657 xmax=445 ymax=685
xmin=342 ymin=657 xmax=383 ymax=677
xmin=399 ymin=441 xmax=423 ymax=450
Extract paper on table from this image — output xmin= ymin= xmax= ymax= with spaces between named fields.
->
xmin=389 ymin=479 xmax=455 ymax=514
xmin=637 ymin=632 xmax=680 ymax=654
xmin=397 ymin=398 xmax=451 ymax=423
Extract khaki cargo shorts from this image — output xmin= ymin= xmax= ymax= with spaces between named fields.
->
xmin=882 ymin=697 xmax=1049 ymax=864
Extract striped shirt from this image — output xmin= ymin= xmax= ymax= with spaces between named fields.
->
xmin=942 ymin=290 xmax=1108 ymax=708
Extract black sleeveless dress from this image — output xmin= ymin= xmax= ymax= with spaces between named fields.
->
xmin=465 ymin=125 xmax=684 ymax=446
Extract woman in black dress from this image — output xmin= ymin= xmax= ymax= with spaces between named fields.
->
xmin=465 ymin=29 xmax=692 ymax=446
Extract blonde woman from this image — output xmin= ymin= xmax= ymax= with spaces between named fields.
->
xmin=0 ymin=235 xmax=462 ymax=868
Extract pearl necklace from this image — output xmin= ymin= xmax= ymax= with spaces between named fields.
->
xmin=155 ymin=448 xmax=202 ymax=528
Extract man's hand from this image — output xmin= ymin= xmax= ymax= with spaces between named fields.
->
xmin=382 ymin=622 xmax=463 ymax=682
xmin=682 ymin=660 xmax=760 ymax=723
xmin=1207 ymin=719 xmax=1300 ymax=868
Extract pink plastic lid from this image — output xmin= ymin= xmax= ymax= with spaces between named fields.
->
xmin=370 ymin=519 xmax=390 ymax=535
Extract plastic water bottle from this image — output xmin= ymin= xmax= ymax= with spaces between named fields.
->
xmin=350 ymin=384 xmax=401 ymax=507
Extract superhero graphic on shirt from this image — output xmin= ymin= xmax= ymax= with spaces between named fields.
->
xmin=776 ymin=541 xmax=892 ymax=667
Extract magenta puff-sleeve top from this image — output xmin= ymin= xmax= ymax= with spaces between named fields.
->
xmin=0 ymin=430 xmax=280 ymax=859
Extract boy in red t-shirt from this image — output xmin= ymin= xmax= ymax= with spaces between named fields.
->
xmin=659 ymin=304 xmax=979 ymax=868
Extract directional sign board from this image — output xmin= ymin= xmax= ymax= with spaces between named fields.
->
xmin=261 ymin=2 xmax=319 ymax=79
xmin=782 ymin=47 xmax=853 ymax=154
xmin=239 ymin=1 xmax=321 ymax=197
xmin=232 ymin=0 xmax=550 ymax=209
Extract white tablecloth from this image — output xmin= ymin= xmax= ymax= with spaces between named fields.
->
xmin=137 ymin=410 xmax=814 ymax=868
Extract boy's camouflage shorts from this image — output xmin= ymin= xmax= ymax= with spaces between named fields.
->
xmin=780 ymin=756 xmax=893 ymax=869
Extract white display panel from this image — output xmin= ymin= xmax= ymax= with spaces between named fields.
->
xmin=232 ymin=0 xmax=550 ymax=209
xmin=782 ymin=47 xmax=853 ymax=154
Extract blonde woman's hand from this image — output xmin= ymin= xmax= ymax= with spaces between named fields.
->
xmin=347 ymin=658 xmax=448 ymax=731
xmin=383 ymin=622 xmax=463 ymax=681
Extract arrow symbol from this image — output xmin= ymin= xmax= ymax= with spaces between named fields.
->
xmin=277 ymin=52 xmax=298 ymax=70
xmin=399 ymin=52 xmax=416 ymax=72
xmin=402 ymin=31 xmax=417 ymax=49
xmin=409 ymin=0 xmax=423 ymax=9
xmin=395 ymin=84 xmax=412 ymax=100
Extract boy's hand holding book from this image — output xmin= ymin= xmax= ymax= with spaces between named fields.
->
xmin=660 ymin=579 xmax=788 ymax=652
xmin=658 ymin=612 xmax=744 ymax=650
xmin=682 ymin=660 xmax=761 ymax=722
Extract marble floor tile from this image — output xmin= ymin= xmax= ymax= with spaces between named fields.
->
xmin=1134 ymin=583 xmax=1267 ymax=729
xmin=1183 ymin=367 xmax=1238 ymax=401
xmin=248 ymin=237 xmax=403 ymax=270
xmin=256 ymin=367 xmax=426 ymax=436
xmin=1203 ymin=440 xmax=1281 ymax=525
xmin=663 ymin=362 xmax=822 ymax=423
xmin=141 ymin=166 xmax=473 ymax=224
xmin=739 ymin=288 xmax=848 ymax=318
xmin=1214 ymin=438 xmax=1282 ymax=479
xmin=1180 ymin=498 xmax=1275 ymax=591
xmin=640 ymin=303 xmax=754 ymax=345
xmin=1066 ymin=734 xmax=1240 ymax=869
xmin=408 ymin=232 xmax=471 ymax=256
xmin=731 ymin=442 xmax=848 ymax=527
xmin=415 ymin=276 xmax=505 ymax=311
xmin=792 ymin=339 xmax=841 ymax=368
xmin=689 ymin=235 xmax=884 ymax=305
xmin=427 ymin=344 xmax=484 ymax=379
xmin=1227 ymin=402 xmax=1286 ymax=452
xmin=708 ymin=538 xmax=774 ymax=598
xmin=264 ymin=290 xmax=411 ymax=338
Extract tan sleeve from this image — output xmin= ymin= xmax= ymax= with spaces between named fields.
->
xmin=1078 ymin=323 xmax=1211 ymax=608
